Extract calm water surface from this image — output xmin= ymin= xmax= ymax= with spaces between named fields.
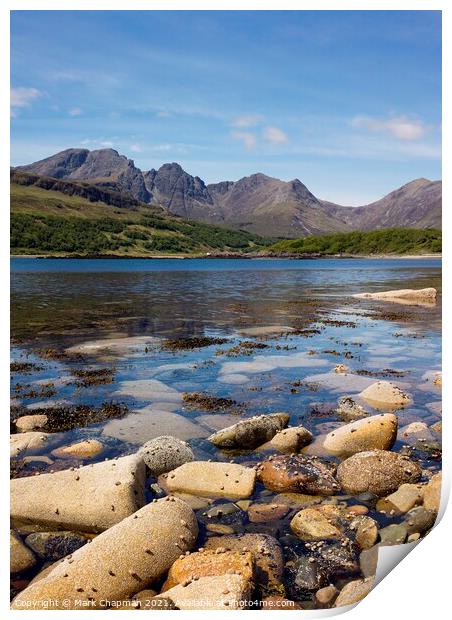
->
xmin=10 ymin=258 xmax=442 ymax=595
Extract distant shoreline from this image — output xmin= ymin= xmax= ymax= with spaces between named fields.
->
xmin=10 ymin=253 xmax=442 ymax=260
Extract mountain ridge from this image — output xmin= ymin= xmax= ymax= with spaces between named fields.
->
xmin=16 ymin=148 xmax=442 ymax=237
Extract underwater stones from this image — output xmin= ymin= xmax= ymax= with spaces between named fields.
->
xmin=236 ymin=325 xmax=295 ymax=338
xmin=351 ymin=516 xmax=378 ymax=550
xmin=257 ymin=454 xmax=340 ymax=495
xmin=65 ymin=335 xmax=158 ymax=357
xmin=10 ymin=530 xmax=36 ymax=574
xmin=286 ymin=555 xmax=327 ymax=598
xmin=162 ymin=550 xmax=254 ymax=591
xmin=208 ymin=413 xmax=289 ymax=449
xmin=159 ymin=461 xmax=256 ymax=499
xmin=336 ymin=396 xmax=369 ymax=421
xmin=290 ymin=508 xmax=342 ymax=541
xmin=11 ymin=498 xmax=198 ymax=610
xmin=359 ymin=381 xmax=412 ymax=408
xmin=51 ymin=439 xmax=104 ymax=459
xmin=15 ymin=414 xmax=48 ymax=433
xmin=102 ymin=407 xmax=208 ymax=444
xmin=25 ymin=531 xmax=89 ymax=561
xmin=248 ymin=503 xmax=289 ymax=523
xmin=376 ymin=483 xmax=424 ymax=514
xmin=10 ymin=454 xmax=146 ymax=533
xmin=323 ymin=414 xmax=397 ymax=457
xmin=10 ymin=432 xmax=52 ymax=458
xmin=138 ymin=436 xmax=194 ymax=476
xmin=423 ymin=472 xmax=441 ymax=513
xmin=315 ymin=585 xmax=339 ymax=607
xmin=113 ymin=379 xmax=182 ymax=402
xmin=336 ymin=450 xmax=422 ymax=497
xmin=157 ymin=574 xmax=252 ymax=611
xmin=263 ymin=426 xmax=313 ymax=453
xmin=205 ymin=533 xmax=284 ymax=590
xmin=334 ymin=577 xmax=374 ymax=607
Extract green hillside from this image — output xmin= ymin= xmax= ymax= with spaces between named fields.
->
xmin=10 ymin=176 xmax=270 ymax=256
xmin=270 ymin=228 xmax=442 ymax=256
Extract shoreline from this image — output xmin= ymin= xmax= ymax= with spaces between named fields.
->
xmin=10 ymin=253 xmax=442 ymax=260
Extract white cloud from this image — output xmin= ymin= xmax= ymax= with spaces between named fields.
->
xmin=231 ymin=114 xmax=264 ymax=128
xmin=156 ymin=110 xmax=171 ymax=118
xmin=68 ymin=107 xmax=82 ymax=117
xmin=351 ymin=115 xmax=427 ymax=141
xmin=11 ymin=87 xmax=41 ymax=116
xmin=130 ymin=143 xmax=142 ymax=153
xmin=263 ymin=126 xmax=289 ymax=145
xmin=231 ymin=131 xmax=257 ymax=150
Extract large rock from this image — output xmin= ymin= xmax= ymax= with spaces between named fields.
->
xmin=10 ymin=432 xmax=53 ymax=458
xmin=11 ymin=498 xmax=198 ymax=610
xmin=334 ymin=577 xmax=374 ymax=607
xmin=257 ymin=454 xmax=340 ymax=495
xmin=208 ymin=413 xmax=289 ymax=449
xmin=155 ymin=574 xmax=251 ymax=610
xmin=359 ymin=381 xmax=412 ymax=408
xmin=353 ymin=288 xmax=437 ymax=304
xmin=262 ymin=426 xmax=313 ymax=453
xmin=336 ymin=450 xmax=422 ymax=496
xmin=290 ymin=508 xmax=342 ymax=541
xmin=139 ymin=436 xmax=194 ymax=476
xmin=162 ymin=549 xmax=254 ymax=591
xmin=159 ymin=461 xmax=256 ymax=499
xmin=10 ymin=530 xmax=36 ymax=574
xmin=205 ymin=533 xmax=284 ymax=592
xmin=15 ymin=414 xmax=48 ymax=432
xmin=423 ymin=472 xmax=441 ymax=513
xmin=11 ymin=454 xmax=146 ymax=532
xmin=323 ymin=414 xmax=397 ymax=457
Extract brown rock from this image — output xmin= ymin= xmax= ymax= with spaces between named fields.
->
xmin=10 ymin=530 xmax=36 ymax=574
xmin=257 ymin=454 xmax=340 ymax=495
xmin=423 ymin=472 xmax=441 ymax=513
xmin=336 ymin=450 xmax=422 ymax=497
xmin=15 ymin=415 xmax=48 ymax=433
xmin=290 ymin=507 xmax=342 ymax=541
xmin=377 ymin=483 xmax=424 ymax=514
xmin=205 ymin=533 xmax=284 ymax=591
xmin=263 ymin=426 xmax=313 ymax=453
xmin=162 ymin=550 xmax=253 ymax=591
xmin=359 ymin=381 xmax=412 ymax=408
xmin=315 ymin=584 xmax=339 ymax=607
xmin=248 ymin=503 xmax=289 ymax=523
xmin=157 ymin=574 xmax=251 ymax=610
xmin=51 ymin=439 xmax=104 ymax=459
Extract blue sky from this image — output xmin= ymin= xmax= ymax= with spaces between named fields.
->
xmin=11 ymin=10 xmax=441 ymax=204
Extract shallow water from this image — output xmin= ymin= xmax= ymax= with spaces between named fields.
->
xmin=10 ymin=257 xmax=442 ymax=599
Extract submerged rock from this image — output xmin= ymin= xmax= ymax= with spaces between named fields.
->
xmin=25 ymin=531 xmax=89 ymax=561
xmin=159 ymin=461 xmax=256 ymax=499
xmin=257 ymin=454 xmax=340 ymax=495
xmin=336 ymin=396 xmax=369 ymax=421
xmin=323 ymin=413 xmax=397 ymax=457
xmin=11 ymin=497 xmax=198 ymax=610
xmin=337 ymin=450 xmax=422 ymax=496
xmin=205 ymin=533 xmax=284 ymax=592
xmin=248 ymin=502 xmax=289 ymax=523
xmin=11 ymin=454 xmax=146 ymax=532
xmin=376 ymin=483 xmax=424 ymax=514
xmin=10 ymin=432 xmax=52 ymax=458
xmin=359 ymin=381 xmax=412 ymax=408
xmin=10 ymin=530 xmax=36 ymax=574
xmin=334 ymin=577 xmax=374 ymax=607
xmin=51 ymin=439 xmax=104 ymax=459
xmin=290 ymin=507 xmax=342 ymax=541
xmin=138 ymin=436 xmax=194 ymax=476
xmin=208 ymin=413 xmax=289 ymax=449
xmin=285 ymin=555 xmax=327 ymax=599
xmin=15 ymin=415 xmax=48 ymax=433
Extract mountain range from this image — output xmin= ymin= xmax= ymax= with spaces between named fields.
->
xmin=16 ymin=148 xmax=442 ymax=238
